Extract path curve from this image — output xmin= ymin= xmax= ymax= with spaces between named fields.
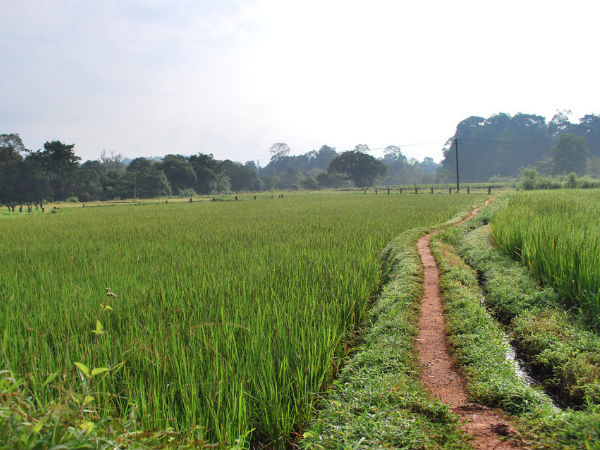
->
xmin=415 ymin=206 xmax=526 ymax=450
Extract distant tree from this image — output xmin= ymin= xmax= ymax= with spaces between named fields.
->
xmin=441 ymin=113 xmax=553 ymax=181
xmin=244 ymin=160 xmax=258 ymax=172
xmin=586 ymin=157 xmax=600 ymax=178
xmin=383 ymin=145 xmax=405 ymax=161
xmin=354 ymin=144 xmax=371 ymax=154
xmin=269 ymin=142 xmax=290 ymax=161
xmin=126 ymin=157 xmax=171 ymax=198
xmin=26 ymin=141 xmax=81 ymax=200
xmin=159 ymin=154 xmax=196 ymax=195
xmin=552 ymin=133 xmax=588 ymax=175
xmin=77 ymin=160 xmax=104 ymax=201
xmin=0 ymin=134 xmax=26 ymax=204
xmin=421 ymin=157 xmax=438 ymax=173
xmin=189 ymin=153 xmax=222 ymax=194
xmin=21 ymin=159 xmax=53 ymax=202
xmin=548 ymin=110 xmax=573 ymax=137
xmin=577 ymin=114 xmax=600 ymax=158
xmin=0 ymin=133 xmax=26 ymax=154
xmin=100 ymin=150 xmax=125 ymax=174
xmin=126 ymin=157 xmax=152 ymax=173
xmin=312 ymin=145 xmax=338 ymax=170
xmin=100 ymin=171 xmax=131 ymax=200
xmin=328 ymin=150 xmax=387 ymax=187
xmin=221 ymin=160 xmax=259 ymax=192
xmin=300 ymin=176 xmax=319 ymax=190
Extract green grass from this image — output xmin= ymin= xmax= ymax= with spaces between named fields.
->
xmin=491 ymin=190 xmax=600 ymax=327
xmin=457 ymin=217 xmax=600 ymax=409
xmin=0 ymin=192 xmax=483 ymax=448
xmin=436 ymin=199 xmax=600 ymax=449
xmin=430 ymin=234 xmax=550 ymax=415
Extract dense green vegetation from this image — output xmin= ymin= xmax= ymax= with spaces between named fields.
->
xmin=0 ymin=193 xmax=482 ymax=448
xmin=4 ymin=112 xmax=600 ymax=205
xmin=431 ymin=235 xmax=549 ymax=414
xmin=437 ymin=200 xmax=600 ymax=449
xmin=0 ymin=135 xmax=440 ymax=205
xmin=441 ymin=112 xmax=600 ymax=181
xmin=491 ymin=190 xmax=600 ymax=326
xmin=303 ymin=228 xmax=472 ymax=450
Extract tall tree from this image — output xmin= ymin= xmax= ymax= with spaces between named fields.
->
xmin=159 ymin=154 xmax=197 ymax=195
xmin=100 ymin=150 xmax=126 ymax=174
xmin=0 ymin=134 xmax=26 ymax=204
xmin=328 ymin=150 xmax=387 ymax=187
xmin=552 ymin=133 xmax=588 ymax=175
xmin=221 ymin=160 xmax=259 ymax=192
xmin=269 ymin=143 xmax=290 ymax=161
xmin=26 ymin=141 xmax=81 ymax=200
xmin=189 ymin=153 xmax=222 ymax=194
xmin=126 ymin=157 xmax=171 ymax=198
xmin=441 ymin=113 xmax=554 ymax=181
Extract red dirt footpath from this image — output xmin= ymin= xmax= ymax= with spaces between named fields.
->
xmin=415 ymin=209 xmax=527 ymax=450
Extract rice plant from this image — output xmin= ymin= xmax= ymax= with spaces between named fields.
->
xmin=491 ymin=190 xmax=600 ymax=327
xmin=0 ymin=192 xmax=482 ymax=447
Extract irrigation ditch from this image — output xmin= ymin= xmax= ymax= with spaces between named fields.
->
xmin=304 ymin=196 xmax=599 ymax=450
xmin=429 ymin=197 xmax=600 ymax=450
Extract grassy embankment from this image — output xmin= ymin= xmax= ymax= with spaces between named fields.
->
xmin=302 ymin=204 xmax=500 ymax=449
xmin=432 ymin=195 xmax=600 ymax=450
xmin=0 ymin=192 xmax=483 ymax=449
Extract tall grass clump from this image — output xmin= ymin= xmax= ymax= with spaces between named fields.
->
xmin=0 ymin=193 xmax=483 ymax=447
xmin=491 ymin=190 xmax=600 ymax=327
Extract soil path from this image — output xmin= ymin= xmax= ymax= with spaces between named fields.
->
xmin=415 ymin=206 xmax=526 ymax=450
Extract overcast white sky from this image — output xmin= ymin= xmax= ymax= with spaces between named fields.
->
xmin=2 ymin=0 xmax=599 ymax=164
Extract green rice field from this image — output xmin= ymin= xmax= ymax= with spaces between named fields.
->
xmin=491 ymin=190 xmax=600 ymax=327
xmin=0 ymin=193 xmax=483 ymax=447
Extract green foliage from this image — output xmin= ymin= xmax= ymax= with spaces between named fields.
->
xmin=431 ymin=235 xmax=549 ymax=414
xmin=441 ymin=113 xmax=554 ymax=181
xmin=328 ymin=149 xmax=387 ymax=187
xmin=441 ymin=113 xmax=600 ymax=182
xmin=0 ymin=193 xmax=483 ymax=447
xmin=552 ymin=133 xmax=589 ymax=175
xmin=303 ymin=230 xmax=470 ymax=450
xmin=435 ymin=204 xmax=600 ymax=449
xmin=520 ymin=168 xmax=539 ymax=190
xmin=491 ymin=190 xmax=600 ymax=325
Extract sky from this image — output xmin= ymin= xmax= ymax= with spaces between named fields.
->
xmin=2 ymin=0 xmax=599 ymax=164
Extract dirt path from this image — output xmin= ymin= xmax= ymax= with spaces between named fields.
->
xmin=415 ymin=207 xmax=526 ymax=450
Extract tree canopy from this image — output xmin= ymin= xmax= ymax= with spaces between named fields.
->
xmin=440 ymin=112 xmax=600 ymax=181
xmin=328 ymin=150 xmax=387 ymax=187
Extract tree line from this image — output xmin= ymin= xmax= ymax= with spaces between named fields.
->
xmin=4 ymin=111 xmax=598 ymax=205
xmin=441 ymin=112 xmax=600 ymax=182
xmin=0 ymin=135 xmax=439 ymax=204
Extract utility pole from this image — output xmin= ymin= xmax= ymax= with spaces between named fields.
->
xmin=133 ymin=172 xmax=137 ymax=201
xmin=455 ymin=136 xmax=460 ymax=192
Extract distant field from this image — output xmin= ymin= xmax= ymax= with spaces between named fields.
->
xmin=0 ymin=192 xmax=483 ymax=447
xmin=492 ymin=190 xmax=600 ymax=327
